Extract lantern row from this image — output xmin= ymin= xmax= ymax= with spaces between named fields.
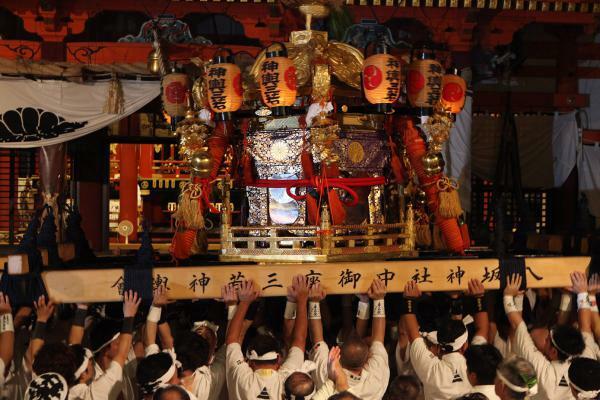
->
xmin=161 ymin=45 xmax=467 ymax=118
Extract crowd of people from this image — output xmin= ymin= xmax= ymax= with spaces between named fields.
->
xmin=0 ymin=270 xmax=599 ymax=400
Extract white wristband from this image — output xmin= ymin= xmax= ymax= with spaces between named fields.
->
xmin=559 ymin=293 xmax=572 ymax=312
xmin=147 ymin=306 xmax=162 ymax=323
xmin=284 ymin=301 xmax=297 ymax=320
xmin=227 ymin=305 xmax=237 ymax=321
xmin=503 ymin=295 xmax=518 ymax=314
xmin=373 ymin=299 xmax=385 ymax=318
xmin=514 ymin=294 xmax=524 ymax=312
xmin=577 ymin=292 xmax=591 ymax=310
xmin=0 ymin=313 xmax=14 ymax=333
xmin=309 ymin=302 xmax=321 ymax=320
xmin=356 ymin=301 xmax=370 ymax=320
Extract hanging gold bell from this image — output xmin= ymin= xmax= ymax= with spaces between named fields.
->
xmin=147 ymin=49 xmax=162 ymax=75
xmin=190 ymin=148 xmax=213 ymax=178
xmin=422 ymin=152 xmax=445 ymax=176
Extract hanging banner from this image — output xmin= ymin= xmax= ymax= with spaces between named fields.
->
xmin=0 ymin=78 xmax=160 ymax=148
xmin=38 ymin=256 xmax=590 ymax=303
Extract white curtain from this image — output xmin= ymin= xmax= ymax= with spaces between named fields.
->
xmin=552 ymin=111 xmax=578 ymax=188
xmin=577 ymin=34 xmax=600 ymax=217
xmin=0 ymin=78 xmax=160 ymax=148
xmin=444 ymin=94 xmax=472 ymax=212
xmin=578 ymin=76 xmax=600 ymax=217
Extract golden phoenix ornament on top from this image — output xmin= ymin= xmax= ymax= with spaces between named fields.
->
xmin=250 ymin=32 xmax=363 ymax=99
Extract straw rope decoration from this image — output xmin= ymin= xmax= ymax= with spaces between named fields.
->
xmin=437 ymin=176 xmax=462 ymax=219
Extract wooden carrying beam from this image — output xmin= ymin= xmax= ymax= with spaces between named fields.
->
xmin=40 ymin=257 xmax=590 ymax=303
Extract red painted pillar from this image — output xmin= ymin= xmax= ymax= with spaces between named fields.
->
xmin=71 ymin=132 xmax=108 ymax=252
xmin=118 ymin=144 xmax=138 ymax=241
xmin=139 ymin=144 xmax=154 ymax=179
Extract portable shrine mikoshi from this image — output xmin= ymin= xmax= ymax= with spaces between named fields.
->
xmin=0 ymin=0 xmax=597 ymax=306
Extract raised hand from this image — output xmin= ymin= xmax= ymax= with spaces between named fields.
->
xmin=287 ymin=283 xmax=298 ymax=303
xmin=123 ymin=290 xmax=141 ymax=318
xmin=368 ymin=278 xmax=386 ymax=300
xmin=466 ymin=279 xmax=485 ymax=297
xmin=309 ymin=283 xmax=326 ymax=302
xmin=569 ymin=271 xmax=588 ymax=294
xmin=504 ymin=274 xmax=523 ymax=297
xmin=403 ymin=280 xmax=421 ymax=299
xmin=327 ymin=346 xmax=346 ymax=384
xmin=0 ymin=292 xmax=11 ymax=315
xmin=237 ymin=280 xmax=260 ymax=303
xmin=291 ymin=275 xmax=309 ymax=303
xmin=34 ymin=295 xmax=55 ymax=322
xmin=152 ymin=285 xmax=170 ymax=307
xmin=221 ymin=284 xmax=238 ymax=306
xmin=589 ymin=274 xmax=600 ymax=296
xmin=356 ymin=293 xmax=369 ymax=303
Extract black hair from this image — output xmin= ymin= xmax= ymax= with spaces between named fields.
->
xmin=328 ymin=391 xmax=361 ymax=400
xmin=246 ymin=333 xmax=280 ymax=363
xmin=175 ymin=331 xmax=211 ymax=372
xmin=340 ymin=332 xmax=369 ymax=370
xmin=384 ymin=375 xmax=422 ymax=400
xmin=416 ymin=296 xmax=438 ymax=333
xmin=136 ymin=353 xmax=175 ymax=395
xmin=437 ymin=319 xmax=467 ymax=353
xmin=568 ymin=357 xmax=600 ymax=393
xmin=465 ymin=344 xmax=503 ymax=385
xmin=69 ymin=344 xmax=87 ymax=372
xmin=284 ymin=372 xmax=315 ymax=399
xmin=153 ymin=385 xmax=191 ymax=400
xmin=32 ymin=343 xmax=77 ymax=386
xmin=89 ymin=318 xmax=121 ymax=354
xmin=551 ymin=325 xmax=585 ymax=361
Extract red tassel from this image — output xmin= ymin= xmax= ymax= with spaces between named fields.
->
xmin=436 ymin=216 xmax=465 ymax=254
xmin=242 ymin=152 xmax=255 ymax=185
xmin=170 ymin=229 xmax=196 ymax=260
xmin=301 ymin=149 xmax=314 ymax=179
xmin=207 ymin=135 xmax=227 ymax=180
xmin=460 ymin=222 xmax=471 ymax=249
xmin=400 ymin=119 xmax=428 ymax=178
xmin=207 ymin=120 xmax=233 ymax=180
xmin=327 ymin=189 xmax=346 ymax=225
xmin=306 ymin=195 xmax=320 ymax=225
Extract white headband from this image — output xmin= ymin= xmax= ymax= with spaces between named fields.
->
xmin=568 ymin=375 xmax=600 ymax=399
xmin=93 ymin=332 xmax=120 ymax=354
xmin=148 ymin=364 xmax=176 ymax=393
xmin=463 ymin=315 xmax=474 ymax=325
xmin=550 ymin=329 xmax=574 ymax=360
xmin=141 ymin=355 xmax=177 ymax=395
xmin=422 ymin=330 xmax=469 ymax=352
xmin=192 ymin=320 xmax=219 ymax=335
xmin=284 ymin=361 xmax=318 ymax=400
xmin=74 ymin=348 xmax=93 ymax=380
xmin=246 ymin=350 xmax=278 ymax=361
xmin=497 ymin=370 xmax=538 ymax=396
